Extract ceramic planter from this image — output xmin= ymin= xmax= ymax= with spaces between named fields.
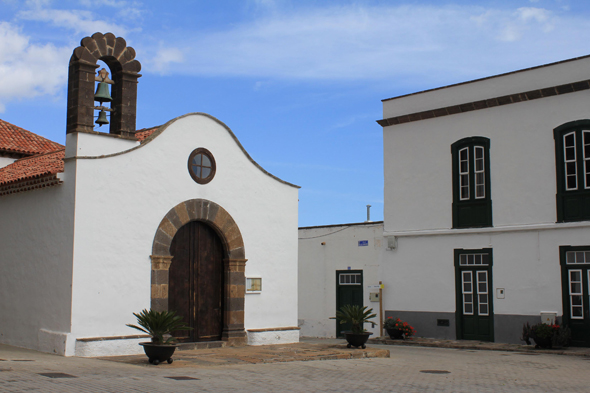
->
xmin=139 ymin=343 xmax=179 ymax=365
xmin=344 ymin=332 xmax=373 ymax=349
xmin=386 ymin=328 xmax=405 ymax=339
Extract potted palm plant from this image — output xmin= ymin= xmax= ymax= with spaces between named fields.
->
xmin=127 ymin=309 xmax=192 ymax=365
xmin=335 ymin=305 xmax=376 ymax=349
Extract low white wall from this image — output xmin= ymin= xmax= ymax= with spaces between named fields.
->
xmin=0 ymin=156 xmax=15 ymax=168
xmin=75 ymin=337 xmax=147 ymax=357
xmin=247 ymin=329 xmax=300 ymax=346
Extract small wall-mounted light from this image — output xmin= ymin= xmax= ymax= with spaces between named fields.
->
xmin=321 ymin=242 xmax=326 ymax=246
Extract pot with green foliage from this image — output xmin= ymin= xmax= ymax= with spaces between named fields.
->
xmin=335 ymin=305 xmax=376 ymax=349
xmin=521 ymin=321 xmax=571 ymax=349
xmin=127 ymin=309 xmax=192 ymax=365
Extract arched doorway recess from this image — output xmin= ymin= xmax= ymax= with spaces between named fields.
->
xmin=150 ymin=199 xmax=247 ymax=346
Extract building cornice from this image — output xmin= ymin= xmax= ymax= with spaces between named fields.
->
xmin=384 ymin=221 xmax=590 ymax=238
xmin=377 ymin=79 xmax=590 ymax=128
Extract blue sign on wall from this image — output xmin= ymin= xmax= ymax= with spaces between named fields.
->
xmin=358 ymin=240 xmax=369 ymax=246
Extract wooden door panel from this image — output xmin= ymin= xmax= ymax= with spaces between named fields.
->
xmin=195 ymin=222 xmax=223 ymax=340
xmin=169 ymin=223 xmax=193 ymax=340
xmin=169 ymin=221 xmax=224 ymax=342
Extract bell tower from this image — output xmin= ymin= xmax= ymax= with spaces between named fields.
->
xmin=66 ymin=32 xmax=141 ymax=137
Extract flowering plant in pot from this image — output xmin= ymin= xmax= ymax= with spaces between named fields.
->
xmin=521 ymin=321 xmax=571 ymax=349
xmin=335 ymin=305 xmax=376 ymax=349
xmin=383 ymin=317 xmax=416 ymax=339
xmin=127 ymin=309 xmax=192 ymax=365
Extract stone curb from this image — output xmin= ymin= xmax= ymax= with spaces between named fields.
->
xmin=369 ymin=337 xmax=590 ymax=358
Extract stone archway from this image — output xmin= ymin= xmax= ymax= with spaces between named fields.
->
xmin=150 ymin=199 xmax=247 ymax=346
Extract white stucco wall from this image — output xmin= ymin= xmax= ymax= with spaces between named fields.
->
xmin=381 ymin=228 xmax=590 ymax=317
xmin=298 ymin=223 xmax=384 ymax=338
xmin=0 ymin=156 xmax=16 ymax=168
xmin=0 ymin=168 xmax=75 ymax=355
xmin=66 ymin=113 xmax=298 ymax=355
xmin=383 ymin=90 xmax=590 ymax=234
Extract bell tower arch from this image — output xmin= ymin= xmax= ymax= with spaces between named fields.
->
xmin=66 ymin=32 xmax=141 ymax=137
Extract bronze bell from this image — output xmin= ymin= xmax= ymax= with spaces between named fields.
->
xmin=94 ymin=82 xmax=112 ymax=103
xmin=95 ymin=110 xmax=109 ymax=126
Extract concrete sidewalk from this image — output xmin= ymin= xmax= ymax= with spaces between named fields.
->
xmin=368 ymin=336 xmax=590 ymax=357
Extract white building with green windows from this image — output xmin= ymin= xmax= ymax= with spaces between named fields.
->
xmin=377 ymin=55 xmax=590 ymax=346
xmin=299 ymin=55 xmax=590 ymax=347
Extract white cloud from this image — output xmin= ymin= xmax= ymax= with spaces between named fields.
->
xmin=149 ymin=4 xmax=586 ymax=85
xmin=0 ymin=22 xmax=70 ymax=112
xmin=18 ymin=7 xmax=127 ymax=36
xmin=150 ymin=46 xmax=184 ymax=74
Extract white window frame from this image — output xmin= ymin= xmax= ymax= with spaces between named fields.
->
xmin=474 ymin=146 xmax=485 ymax=199
xmin=339 ymin=273 xmax=362 ymax=285
xmin=564 ymin=131 xmax=578 ymax=191
xmin=462 ymin=271 xmax=474 ymax=315
xmin=477 ymin=270 xmax=489 ymax=316
xmin=459 ymin=253 xmax=489 ymax=266
xmin=459 ymin=147 xmax=470 ymax=200
xmin=569 ymin=269 xmax=583 ymax=319
xmin=566 ymin=251 xmax=590 ymax=264
xmin=584 ymin=130 xmax=590 ymax=189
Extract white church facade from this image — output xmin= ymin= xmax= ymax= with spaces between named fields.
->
xmin=0 ymin=33 xmax=299 ymax=357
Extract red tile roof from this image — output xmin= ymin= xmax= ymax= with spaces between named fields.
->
xmin=0 ymin=121 xmax=160 ymax=193
xmin=135 ymin=126 xmax=160 ymax=142
xmin=0 ymin=149 xmax=65 ymax=186
xmin=0 ymin=119 xmax=64 ymax=156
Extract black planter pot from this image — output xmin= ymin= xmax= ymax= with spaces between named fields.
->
xmin=532 ymin=336 xmax=552 ymax=349
xmin=139 ymin=343 xmax=178 ymax=365
xmin=386 ymin=328 xmax=404 ymax=339
xmin=344 ymin=332 xmax=373 ymax=349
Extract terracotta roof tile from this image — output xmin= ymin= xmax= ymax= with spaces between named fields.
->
xmin=0 ymin=119 xmax=64 ymax=156
xmin=0 ymin=149 xmax=64 ymax=186
xmin=0 ymin=121 xmax=161 ymax=191
xmin=134 ymin=126 xmax=160 ymax=142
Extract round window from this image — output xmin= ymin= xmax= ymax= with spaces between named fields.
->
xmin=188 ymin=148 xmax=216 ymax=184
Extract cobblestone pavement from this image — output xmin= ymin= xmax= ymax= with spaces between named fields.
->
xmin=1 ymin=341 xmax=590 ymax=392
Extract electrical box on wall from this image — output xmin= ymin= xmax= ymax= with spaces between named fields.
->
xmin=369 ymin=292 xmax=379 ymax=302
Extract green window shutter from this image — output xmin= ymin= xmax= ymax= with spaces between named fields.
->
xmin=451 ymin=137 xmax=492 ymax=229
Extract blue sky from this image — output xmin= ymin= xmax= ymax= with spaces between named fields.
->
xmin=1 ymin=0 xmax=589 ymax=227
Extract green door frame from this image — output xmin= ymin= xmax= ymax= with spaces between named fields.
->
xmin=559 ymin=245 xmax=590 ymax=347
xmin=454 ymin=248 xmax=494 ymax=342
xmin=335 ymin=270 xmax=363 ymax=338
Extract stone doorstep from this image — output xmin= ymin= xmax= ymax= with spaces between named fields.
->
xmin=177 ymin=341 xmax=226 ymax=351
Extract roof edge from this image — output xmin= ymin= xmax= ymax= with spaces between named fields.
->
xmin=67 ymin=112 xmax=301 ymax=189
xmin=382 ymin=54 xmax=590 ymax=103
xmin=299 ymin=221 xmax=384 ymax=230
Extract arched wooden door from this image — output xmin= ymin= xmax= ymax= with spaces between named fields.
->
xmin=169 ymin=221 xmax=225 ymax=342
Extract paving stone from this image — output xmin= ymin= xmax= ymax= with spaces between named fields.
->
xmin=1 ymin=339 xmax=590 ymax=392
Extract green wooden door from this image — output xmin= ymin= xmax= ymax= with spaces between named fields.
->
xmin=336 ymin=270 xmax=363 ymax=338
xmin=455 ymin=249 xmax=494 ymax=342
xmin=560 ymin=246 xmax=590 ymax=347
